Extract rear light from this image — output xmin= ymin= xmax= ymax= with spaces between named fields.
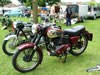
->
xmin=78 ymin=17 xmax=80 ymax=21
xmin=91 ymin=7 xmax=93 ymax=12
xmin=89 ymin=33 xmax=93 ymax=41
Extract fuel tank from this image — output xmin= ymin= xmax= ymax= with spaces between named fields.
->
xmin=46 ymin=27 xmax=64 ymax=38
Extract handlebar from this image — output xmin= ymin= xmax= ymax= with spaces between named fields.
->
xmin=14 ymin=21 xmax=32 ymax=30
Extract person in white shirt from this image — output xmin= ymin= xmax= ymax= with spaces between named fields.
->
xmin=50 ymin=4 xmax=56 ymax=23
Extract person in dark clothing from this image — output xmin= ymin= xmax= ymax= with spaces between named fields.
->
xmin=66 ymin=6 xmax=72 ymax=26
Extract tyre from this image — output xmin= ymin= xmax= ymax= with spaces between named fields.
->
xmin=82 ymin=18 xmax=85 ymax=23
xmin=2 ymin=37 xmax=18 ymax=55
xmin=70 ymin=34 xmax=88 ymax=56
xmin=19 ymin=14 xmax=23 ymax=17
xmin=12 ymin=47 xmax=42 ymax=72
xmin=93 ymin=15 xmax=96 ymax=20
xmin=5 ymin=15 xmax=9 ymax=17
xmin=2 ymin=36 xmax=31 ymax=56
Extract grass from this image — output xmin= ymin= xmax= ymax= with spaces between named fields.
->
xmin=0 ymin=17 xmax=100 ymax=75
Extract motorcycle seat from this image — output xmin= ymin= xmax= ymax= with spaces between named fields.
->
xmin=64 ymin=25 xmax=85 ymax=36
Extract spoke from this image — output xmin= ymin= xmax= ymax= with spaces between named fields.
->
xmin=72 ymin=35 xmax=86 ymax=53
xmin=23 ymin=49 xmax=32 ymax=55
xmin=16 ymin=48 xmax=39 ymax=69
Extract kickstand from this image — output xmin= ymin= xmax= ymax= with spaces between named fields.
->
xmin=62 ymin=53 xmax=67 ymax=63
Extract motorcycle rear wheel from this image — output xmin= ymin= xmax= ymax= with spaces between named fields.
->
xmin=70 ymin=35 xmax=88 ymax=56
xmin=12 ymin=48 xmax=42 ymax=72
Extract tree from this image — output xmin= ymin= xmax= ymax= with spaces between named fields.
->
xmin=0 ymin=0 xmax=11 ymax=6
xmin=0 ymin=0 xmax=11 ymax=14
xmin=19 ymin=0 xmax=61 ymax=7
xmin=97 ymin=3 xmax=100 ymax=6
xmin=38 ymin=0 xmax=45 ymax=7
xmin=45 ymin=0 xmax=61 ymax=6
xmin=88 ymin=2 xmax=97 ymax=6
xmin=25 ymin=0 xmax=32 ymax=7
xmin=38 ymin=0 xmax=61 ymax=6
xmin=32 ymin=0 xmax=38 ymax=23
xmin=18 ymin=0 xmax=26 ymax=4
xmin=18 ymin=0 xmax=61 ymax=23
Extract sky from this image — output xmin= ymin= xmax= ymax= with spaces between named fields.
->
xmin=11 ymin=0 xmax=100 ymax=5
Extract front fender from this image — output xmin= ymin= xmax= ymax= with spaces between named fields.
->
xmin=17 ymin=43 xmax=43 ymax=64
xmin=4 ymin=35 xmax=17 ymax=40
xmin=18 ymin=43 xmax=34 ymax=50
xmin=5 ymin=32 xmax=15 ymax=37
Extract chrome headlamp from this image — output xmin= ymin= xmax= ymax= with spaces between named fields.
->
xmin=13 ymin=21 xmax=17 ymax=28
xmin=32 ymin=24 xmax=37 ymax=34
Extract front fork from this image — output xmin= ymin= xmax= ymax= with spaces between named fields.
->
xmin=30 ymin=34 xmax=42 ymax=60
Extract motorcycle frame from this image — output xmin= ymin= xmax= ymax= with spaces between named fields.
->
xmin=4 ymin=27 xmax=28 ymax=41
xmin=17 ymin=26 xmax=93 ymax=64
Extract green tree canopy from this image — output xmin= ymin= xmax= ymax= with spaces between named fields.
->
xmin=0 ymin=0 xmax=11 ymax=7
xmin=0 ymin=0 xmax=11 ymax=14
xmin=18 ymin=0 xmax=61 ymax=7
xmin=88 ymin=2 xmax=97 ymax=6
xmin=97 ymin=3 xmax=100 ymax=6
xmin=45 ymin=0 xmax=61 ymax=6
xmin=18 ymin=0 xmax=26 ymax=4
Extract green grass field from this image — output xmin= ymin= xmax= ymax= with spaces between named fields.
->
xmin=0 ymin=17 xmax=100 ymax=75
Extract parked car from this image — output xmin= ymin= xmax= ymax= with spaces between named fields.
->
xmin=87 ymin=6 xmax=100 ymax=20
xmin=3 ymin=10 xmax=24 ymax=17
xmin=0 ymin=10 xmax=3 ymax=16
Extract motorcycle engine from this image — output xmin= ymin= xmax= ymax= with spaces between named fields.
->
xmin=47 ymin=35 xmax=70 ymax=53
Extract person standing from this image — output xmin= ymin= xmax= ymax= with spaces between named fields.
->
xmin=59 ymin=7 xmax=64 ymax=22
xmin=50 ymin=4 xmax=56 ymax=23
xmin=66 ymin=5 xmax=72 ymax=26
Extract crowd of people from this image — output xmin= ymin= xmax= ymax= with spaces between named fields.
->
xmin=40 ymin=4 xmax=72 ymax=26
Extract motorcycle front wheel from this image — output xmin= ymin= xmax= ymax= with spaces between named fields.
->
xmin=12 ymin=47 xmax=42 ymax=73
xmin=2 ymin=36 xmax=31 ymax=56
xmin=2 ymin=37 xmax=18 ymax=55
xmin=70 ymin=34 xmax=88 ymax=56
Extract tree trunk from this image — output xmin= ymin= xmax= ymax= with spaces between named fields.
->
xmin=32 ymin=0 xmax=38 ymax=23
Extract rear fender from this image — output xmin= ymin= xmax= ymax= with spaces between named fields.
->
xmin=84 ymin=30 xmax=93 ymax=41
xmin=17 ymin=43 xmax=43 ymax=64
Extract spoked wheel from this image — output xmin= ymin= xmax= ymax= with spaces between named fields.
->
xmin=12 ymin=47 xmax=42 ymax=72
xmin=70 ymin=34 xmax=88 ymax=56
xmin=2 ymin=38 xmax=18 ymax=55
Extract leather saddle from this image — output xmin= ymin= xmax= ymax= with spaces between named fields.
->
xmin=64 ymin=25 xmax=85 ymax=36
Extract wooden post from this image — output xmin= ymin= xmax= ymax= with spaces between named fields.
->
xmin=32 ymin=0 xmax=38 ymax=23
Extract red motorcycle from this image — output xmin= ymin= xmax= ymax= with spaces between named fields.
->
xmin=12 ymin=23 xmax=93 ymax=72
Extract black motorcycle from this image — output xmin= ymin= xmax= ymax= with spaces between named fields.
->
xmin=2 ymin=21 xmax=33 ymax=55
